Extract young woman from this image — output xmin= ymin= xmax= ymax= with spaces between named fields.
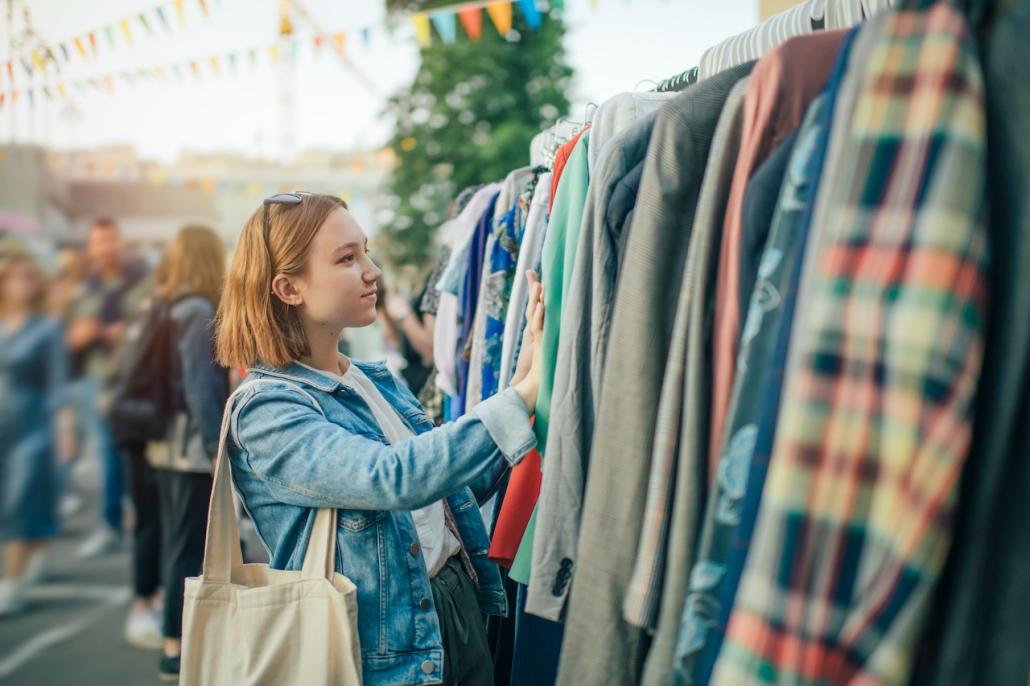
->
xmin=146 ymin=226 xmax=230 ymax=681
xmin=215 ymin=192 xmax=543 ymax=686
xmin=0 ymin=253 xmax=76 ymax=616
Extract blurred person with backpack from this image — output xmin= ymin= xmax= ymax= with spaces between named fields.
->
xmin=0 ymin=252 xmax=76 ymax=616
xmin=66 ymin=219 xmax=150 ymax=560
xmin=119 ymin=225 xmax=229 ymax=680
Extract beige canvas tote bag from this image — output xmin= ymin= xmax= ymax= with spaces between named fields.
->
xmin=180 ymin=384 xmax=362 ymax=685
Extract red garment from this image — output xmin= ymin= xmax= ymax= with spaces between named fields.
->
xmin=708 ymin=30 xmax=847 ymax=482
xmin=548 ymin=127 xmax=589 ymax=213
xmin=489 ymin=447 xmax=543 ymax=567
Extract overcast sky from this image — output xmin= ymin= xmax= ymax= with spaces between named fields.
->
xmin=0 ymin=0 xmax=757 ymax=162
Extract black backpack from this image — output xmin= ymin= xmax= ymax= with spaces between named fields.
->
xmin=106 ymin=293 xmax=194 ymax=447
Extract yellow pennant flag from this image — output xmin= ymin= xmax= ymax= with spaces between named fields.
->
xmin=411 ymin=14 xmax=431 ymax=47
xmin=174 ymin=0 xmax=186 ymax=25
xmin=153 ymin=66 xmax=167 ymax=80
xmin=73 ymin=36 xmax=88 ymax=58
xmin=56 ymin=83 xmax=66 ymax=98
xmin=486 ymin=1 xmax=513 ymax=36
xmin=209 ymin=56 xmax=221 ymax=75
xmin=31 ymin=50 xmax=47 ymax=71
xmin=120 ymin=18 xmax=133 ymax=45
xmin=268 ymin=45 xmax=281 ymax=61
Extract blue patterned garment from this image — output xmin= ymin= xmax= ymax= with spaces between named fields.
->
xmin=479 ymin=173 xmax=540 ymax=402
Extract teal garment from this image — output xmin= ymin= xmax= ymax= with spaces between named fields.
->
xmin=510 ymin=130 xmax=591 ymax=585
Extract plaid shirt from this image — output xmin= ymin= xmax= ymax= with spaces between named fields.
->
xmin=711 ymin=4 xmax=989 ymax=685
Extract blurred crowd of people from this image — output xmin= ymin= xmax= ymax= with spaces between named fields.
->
xmin=0 ymin=216 xmax=438 ymax=680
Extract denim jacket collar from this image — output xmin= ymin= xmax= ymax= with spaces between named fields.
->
xmin=247 ymin=357 xmax=394 ymax=394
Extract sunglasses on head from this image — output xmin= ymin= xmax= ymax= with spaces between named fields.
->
xmin=262 ymin=191 xmax=313 ymax=243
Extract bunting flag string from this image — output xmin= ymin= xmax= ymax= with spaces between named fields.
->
xmin=1 ymin=0 xmax=573 ymax=105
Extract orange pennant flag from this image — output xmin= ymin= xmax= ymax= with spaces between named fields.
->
xmin=197 ymin=0 xmax=208 ymax=16
xmin=88 ymin=32 xmax=98 ymax=55
xmin=73 ymin=36 xmax=88 ymax=58
xmin=0 ymin=93 xmax=5 ymax=109
xmin=333 ymin=33 xmax=346 ymax=55
xmin=104 ymin=75 xmax=115 ymax=91
xmin=174 ymin=0 xmax=186 ymax=25
xmin=458 ymin=8 xmax=483 ymax=41
xmin=190 ymin=60 xmax=200 ymax=76
xmin=486 ymin=1 xmax=512 ymax=37
xmin=313 ymin=34 xmax=325 ymax=53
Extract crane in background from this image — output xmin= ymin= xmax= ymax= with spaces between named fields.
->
xmin=275 ymin=0 xmax=378 ymax=159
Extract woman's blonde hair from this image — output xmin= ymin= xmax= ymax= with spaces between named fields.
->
xmin=159 ymin=225 xmax=226 ymax=304
xmin=0 ymin=251 xmax=47 ymax=315
xmin=215 ymin=193 xmax=347 ymax=369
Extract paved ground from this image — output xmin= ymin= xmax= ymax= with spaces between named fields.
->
xmin=0 ymin=507 xmax=163 ymax=686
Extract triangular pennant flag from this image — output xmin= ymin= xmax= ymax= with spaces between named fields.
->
xmin=197 ymin=0 xmax=208 ymax=16
xmin=227 ymin=53 xmax=237 ymax=72
xmin=190 ymin=59 xmax=200 ymax=77
xmin=45 ymin=47 xmax=60 ymax=72
xmin=458 ymin=8 xmax=482 ymax=41
xmin=104 ymin=25 xmax=116 ymax=49
xmin=104 ymin=75 xmax=115 ymax=92
xmin=361 ymin=27 xmax=371 ymax=46
xmin=153 ymin=66 xmax=167 ymax=79
xmin=31 ymin=51 xmax=46 ymax=72
xmin=0 ymin=93 xmax=5 ymax=109
xmin=174 ymin=0 xmax=186 ymax=25
xmin=209 ymin=55 xmax=221 ymax=75
xmin=248 ymin=48 xmax=258 ymax=66
xmin=313 ymin=34 xmax=325 ymax=54
xmin=268 ymin=45 xmax=280 ymax=61
xmin=120 ymin=18 xmax=133 ymax=46
xmin=139 ymin=13 xmax=154 ymax=35
xmin=5 ymin=61 xmax=12 ymax=83
xmin=20 ymin=56 xmax=33 ymax=77
xmin=56 ymin=83 xmax=66 ymax=98
xmin=156 ymin=6 xmax=170 ymax=31
xmin=332 ymin=33 xmax=345 ymax=55
xmin=411 ymin=14 xmax=431 ymax=48
xmin=89 ymin=32 xmax=98 ymax=55
xmin=60 ymin=43 xmax=71 ymax=62
xmin=73 ymin=37 xmax=87 ymax=58
xmin=486 ymin=2 xmax=513 ymax=36
xmin=430 ymin=12 xmax=457 ymax=44
xmin=10 ymin=91 xmax=18 ymax=104
xmin=516 ymin=0 xmax=542 ymax=29
xmin=289 ymin=39 xmax=300 ymax=61
xmin=42 ymin=85 xmax=52 ymax=99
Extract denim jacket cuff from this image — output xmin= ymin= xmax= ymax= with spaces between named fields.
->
xmin=470 ymin=387 xmax=536 ymax=465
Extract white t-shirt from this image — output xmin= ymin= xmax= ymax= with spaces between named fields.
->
xmin=298 ymin=360 xmax=462 ymax=578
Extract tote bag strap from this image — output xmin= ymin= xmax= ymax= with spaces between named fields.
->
xmin=202 ymin=379 xmax=337 ymax=584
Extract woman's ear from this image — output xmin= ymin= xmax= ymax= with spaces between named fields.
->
xmin=271 ymin=273 xmax=304 ymax=307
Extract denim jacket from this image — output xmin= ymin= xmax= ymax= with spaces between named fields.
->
xmin=226 ymin=358 xmax=536 ymax=686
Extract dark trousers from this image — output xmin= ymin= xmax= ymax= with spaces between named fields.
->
xmin=123 ymin=445 xmax=162 ymax=599
xmin=156 ymin=469 xmax=212 ymax=639
xmin=431 ymin=558 xmax=494 ymax=686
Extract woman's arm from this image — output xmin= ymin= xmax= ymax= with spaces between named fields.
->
xmin=174 ymin=299 xmax=231 ymax=460
xmin=232 ymin=384 xmax=535 ymax=512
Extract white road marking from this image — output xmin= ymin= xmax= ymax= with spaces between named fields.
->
xmin=0 ymin=584 xmax=131 ymax=680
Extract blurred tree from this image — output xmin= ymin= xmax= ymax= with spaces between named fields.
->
xmin=378 ymin=0 xmax=572 ymax=271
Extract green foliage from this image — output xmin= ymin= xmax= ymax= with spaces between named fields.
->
xmin=378 ymin=2 xmax=572 ymax=271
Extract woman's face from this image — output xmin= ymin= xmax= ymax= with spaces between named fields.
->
xmin=2 ymin=262 xmax=41 ymax=312
xmin=293 ymin=207 xmax=382 ymax=332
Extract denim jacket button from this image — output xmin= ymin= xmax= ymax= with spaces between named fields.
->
xmin=420 ymin=597 xmax=432 ymax=611
xmin=410 ymin=543 xmax=421 ymax=557
xmin=421 ymin=660 xmax=435 ymax=675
